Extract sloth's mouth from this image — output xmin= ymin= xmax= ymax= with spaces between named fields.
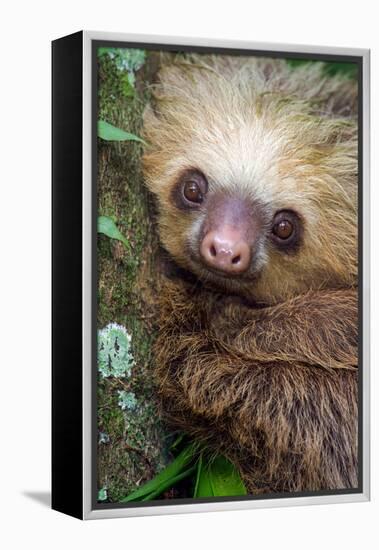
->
xmin=187 ymin=249 xmax=261 ymax=285
xmin=201 ymin=263 xmax=256 ymax=281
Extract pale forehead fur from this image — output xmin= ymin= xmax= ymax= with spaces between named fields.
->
xmin=143 ymin=54 xmax=358 ymax=301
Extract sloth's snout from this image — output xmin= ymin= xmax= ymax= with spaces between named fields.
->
xmin=200 ymin=226 xmax=251 ymax=274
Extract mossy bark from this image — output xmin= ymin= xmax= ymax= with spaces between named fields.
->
xmin=96 ymin=51 xmax=172 ymax=503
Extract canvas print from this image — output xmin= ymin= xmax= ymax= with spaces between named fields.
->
xmin=95 ymin=45 xmax=359 ymax=506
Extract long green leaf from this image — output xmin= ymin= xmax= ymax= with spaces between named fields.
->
xmin=194 ymin=454 xmax=213 ymax=497
xmin=120 ymin=443 xmax=198 ymax=502
xmin=98 ymin=120 xmax=146 ymax=144
xmin=97 ymin=216 xmax=131 ymax=251
xmin=141 ymin=465 xmax=197 ymax=501
xmin=193 ymin=453 xmax=202 ymax=496
xmin=194 ymin=453 xmax=214 ymax=497
xmin=208 ymin=456 xmax=247 ymax=497
xmin=194 ymin=455 xmax=247 ymax=498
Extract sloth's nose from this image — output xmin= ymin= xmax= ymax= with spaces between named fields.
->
xmin=200 ymin=227 xmax=251 ymax=274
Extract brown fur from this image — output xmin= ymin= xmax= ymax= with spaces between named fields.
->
xmin=142 ymin=54 xmax=359 ymax=493
xmin=154 ymin=281 xmax=358 ymax=492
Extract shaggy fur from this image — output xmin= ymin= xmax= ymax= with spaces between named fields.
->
xmin=142 ymin=54 xmax=359 ymax=493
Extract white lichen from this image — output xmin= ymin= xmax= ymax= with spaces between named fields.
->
xmin=117 ymin=390 xmax=138 ymax=411
xmin=98 ymin=323 xmax=135 ymax=378
xmin=99 ymin=432 xmax=110 ymax=444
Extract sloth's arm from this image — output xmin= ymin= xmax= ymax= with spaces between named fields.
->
xmin=208 ymin=287 xmax=358 ymax=371
xmin=154 ymin=281 xmax=358 ymax=490
xmin=157 ymin=281 xmax=358 ymax=372
xmin=155 ymin=282 xmax=358 ymax=433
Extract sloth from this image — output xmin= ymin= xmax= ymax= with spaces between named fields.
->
xmin=142 ymin=54 xmax=359 ymax=493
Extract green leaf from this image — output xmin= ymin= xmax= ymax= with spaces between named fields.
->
xmin=194 ymin=453 xmax=208 ymax=497
xmin=324 ymin=62 xmax=357 ymax=78
xmin=194 ymin=455 xmax=247 ymax=498
xmin=209 ymin=456 xmax=247 ymax=497
xmin=97 ymin=120 xmax=146 ymax=144
xmin=194 ymin=454 xmax=213 ymax=497
xmin=97 ymin=216 xmax=131 ymax=251
xmin=97 ymin=487 xmax=108 ymax=501
xmin=120 ymin=443 xmax=198 ymax=502
xmin=141 ymin=465 xmax=197 ymax=501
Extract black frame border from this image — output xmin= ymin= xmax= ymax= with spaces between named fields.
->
xmin=52 ymin=31 xmax=84 ymax=519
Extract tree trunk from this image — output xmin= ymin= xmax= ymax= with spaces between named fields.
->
xmin=96 ymin=51 xmax=171 ymax=503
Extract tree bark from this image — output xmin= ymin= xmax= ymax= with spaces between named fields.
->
xmin=96 ymin=51 xmax=171 ymax=502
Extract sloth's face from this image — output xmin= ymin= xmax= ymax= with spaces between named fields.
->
xmin=169 ymin=168 xmax=304 ymax=298
xmin=147 ymin=155 xmax=357 ymax=305
xmin=142 ymin=65 xmax=358 ymax=304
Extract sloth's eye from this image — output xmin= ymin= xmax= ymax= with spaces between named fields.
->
xmin=273 ymin=219 xmax=293 ymax=240
xmin=178 ymin=170 xmax=208 ymax=207
xmin=183 ymin=180 xmax=203 ymax=203
xmin=271 ymin=210 xmax=301 ymax=251
xmin=173 ymin=170 xmax=208 ymax=210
